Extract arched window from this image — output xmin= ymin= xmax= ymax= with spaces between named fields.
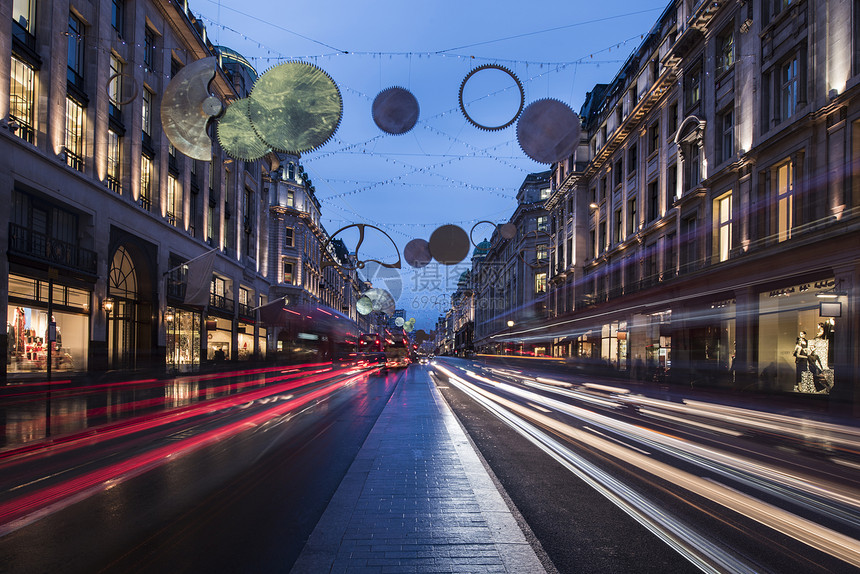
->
xmin=109 ymin=245 xmax=138 ymax=299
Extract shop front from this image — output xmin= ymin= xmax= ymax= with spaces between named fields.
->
xmin=237 ymin=321 xmax=255 ymax=361
xmin=6 ymin=274 xmax=90 ymax=375
xmin=207 ymin=316 xmax=232 ymax=361
xmin=165 ymin=306 xmax=201 ymax=372
xmin=757 ymin=278 xmax=840 ymax=395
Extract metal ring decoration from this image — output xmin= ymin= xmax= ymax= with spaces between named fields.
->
xmin=469 ymin=220 xmax=498 ymax=248
xmin=517 ymin=229 xmax=552 ymax=269
xmin=458 ymin=64 xmax=524 ymax=131
xmin=106 ymin=73 xmax=140 ymax=107
xmin=320 ymin=223 xmax=402 ymax=272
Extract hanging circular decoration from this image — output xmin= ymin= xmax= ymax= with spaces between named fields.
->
xmin=516 ymin=98 xmax=581 ymax=164
xmin=394 ymin=317 xmax=405 ymax=327
xmin=364 ymin=288 xmax=396 ymax=316
xmin=216 ymin=98 xmax=271 ymax=162
xmin=372 ymin=86 xmax=419 ymax=135
xmin=106 ymin=72 xmax=140 ymax=107
xmin=499 ymin=223 xmax=517 ymax=240
xmin=161 ymin=56 xmax=223 ymax=161
xmin=404 ymin=238 xmax=432 ymax=269
xmin=247 ymin=61 xmax=343 ymax=154
xmin=458 ymin=64 xmax=524 ymax=131
xmin=320 ymin=223 xmax=402 ymax=271
xmin=356 ymin=296 xmax=373 ymax=316
xmin=429 ymin=224 xmax=470 ymax=266
xmin=469 ymin=221 xmax=498 ymax=248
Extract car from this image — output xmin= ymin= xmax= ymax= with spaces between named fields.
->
xmin=418 ymin=356 xmax=429 ymax=365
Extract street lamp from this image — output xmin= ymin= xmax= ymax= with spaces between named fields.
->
xmin=506 ymin=320 xmax=514 ymax=355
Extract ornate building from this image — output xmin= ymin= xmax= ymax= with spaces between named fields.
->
xmin=541 ymin=0 xmax=858 ymax=403
xmin=0 ymin=0 xmax=361 ymax=380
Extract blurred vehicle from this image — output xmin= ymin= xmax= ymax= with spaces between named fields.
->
xmin=383 ymin=329 xmax=410 ymax=369
xmin=418 ymin=356 xmax=429 ymax=365
xmin=260 ymin=301 xmax=362 ymax=365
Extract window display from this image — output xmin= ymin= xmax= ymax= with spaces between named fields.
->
xmin=6 ymin=306 xmax=88 ymax=373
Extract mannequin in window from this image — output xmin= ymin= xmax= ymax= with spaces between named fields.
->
xmin=793 ymin=331 xmax=815 ymax=393
xmin=809 ymin=321 xmax=833 ymax=392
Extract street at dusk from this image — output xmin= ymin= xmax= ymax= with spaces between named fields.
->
xmin=1 ymin=0 xmax=859 ymax=572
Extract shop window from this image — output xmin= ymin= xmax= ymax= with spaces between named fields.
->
xmin=64 ymin=97 xmax=85 ymax=171
xmin=165 ymin=307 xmax=201 ymax=371
xmin=714 ymin=191 xmax=733 ymax=262
xmin=10 ymin=56 xmax=36 ymax=144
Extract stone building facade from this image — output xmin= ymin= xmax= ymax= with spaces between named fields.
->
xmin=539 ymin=0 xmax=859 ymax=403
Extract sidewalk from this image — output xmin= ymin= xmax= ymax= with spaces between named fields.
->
xmin=290 ymin=366 xmax=546 ymax=574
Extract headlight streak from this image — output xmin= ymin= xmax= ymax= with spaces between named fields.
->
xmin=0 ymin=371 xmax=370 ymax=536
xmin=433 ymin=365 xmax=747 ymax=574
xmin=638 ymin=408 xmax=743 ymax=437
xmin=435 ymin=363 xmax=860 ymax=569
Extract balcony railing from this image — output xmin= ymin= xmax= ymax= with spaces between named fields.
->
xmin=238 ymin=302 xmax=254 ymax=318
xmin=8 ymin=222 xmax=97 ymax=275
xmin=210 ymin=292 xmax=234 ymax=313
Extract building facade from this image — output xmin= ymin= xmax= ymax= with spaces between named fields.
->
xmin=538 ymin=0 xmax=858 ymax=403
xmin=1 ymin=0 xmax=361 ymax=380
xmin=472 ymin=170 xmax=552 ymax=355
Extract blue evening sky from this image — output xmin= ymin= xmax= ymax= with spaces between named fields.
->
xmin=195 ymin=0 xmax=665 ymax=329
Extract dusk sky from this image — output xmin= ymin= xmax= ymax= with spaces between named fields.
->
xmin=195 ymin=0 xmax=666 ymax=329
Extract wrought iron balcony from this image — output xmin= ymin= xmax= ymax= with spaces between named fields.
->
xmin=8 ymin=222 xmax=97 ymax=275
xmin=210 ymin=292 xmax=234 ymax=313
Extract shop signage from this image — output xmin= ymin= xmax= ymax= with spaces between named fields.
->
xmin=768 ymin=279 xmax=835 ymax=298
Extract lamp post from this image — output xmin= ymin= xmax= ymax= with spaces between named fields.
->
xmin=104 ymin=297 xmax=114 ymax=368
xmin=506 ymin=320 xmax=514 ymax=355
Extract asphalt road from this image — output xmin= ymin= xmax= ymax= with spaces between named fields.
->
xmin=0 ymin=368 xmax=401 ymax=574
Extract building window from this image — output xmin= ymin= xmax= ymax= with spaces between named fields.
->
xmin=776 ymin=159 xmax=794 ymax=242
xmin=139 ymin=154 xmax=152 ymax=211
xmin=716 ymin=28 xmax=734 ymax=76
xmin=536 ymin=244 xmax=548 ymax=261
xmin=12 ymin=0 xmax=37 ymax=37
xmin=648 ymin=121 xmax=659 ymax=155
xmin=535 ymin=272 xmax=547 ymax=294
xmin=111 ymin=0 xmax=124 ymax=35
xmin=667 ymin=164 xmax=678 ymax=205
xmin=664 ymin=232 xmax=676 ymax=279
xmin=108 ymin=53 xmax=123 ymax=122
xmin=667 ymin=100 xmax=679 ymax=137
xmin=107 ymin=129 xmax=121 ymax=192
xmin=614 ymin=159 xmax=623 ymax=187
xmin=67 ymin=13 xmax=85 ymax=88
xmin=627 ymin=198 xmax=637 ymax=236
xmin=167 ymin=174 xmax=181 ymax=226
xmin=536 ymin=216 xmax=548 ymax=232
xmin=715 ymin=192 xmax=732 ymax=262
xmin=540 ymin=187 xmax=551 ymax=200
xmin=718 ymin=108 xmax=734 ymax=164
xmin=627 ymin=144 xmax=637 ymax=174
xmin=598 ymin=220 xmax=607 ymax=254
xmin=283 ymin=260 xmax=295 ymax=284
xmin=648 ymin=180 xmax=659 ymax=222
xmin=614 ymin=208 xmax=623 ymax=244
xmin=285 ymin=226 xmax=294 ymax=248
xmin=685 ymin=61 xmax=702 ymax=111
xmin=189 ymin=189 xmax=198 ymax=238
xmin=684 ymin=143 xmax=701 ymax=191
xmin=144 ymin=27 xmax=156 ymax=70
xmin=141 ymin=88 xmax=153 ymax=147
xmin=64 ymin=97 xmax=85 ymax=171
xmin=681 ymin=214 xmax=698 ymax=272
xmin=9 ymin=56 xmax=36 ymax=143
xmin=600 ymin=176 xmax=608 ymax=202
xmin=780 ymin=56 xmax=799 ymax=121
xmin=588 ymin=229 xmax=596 ymax=260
